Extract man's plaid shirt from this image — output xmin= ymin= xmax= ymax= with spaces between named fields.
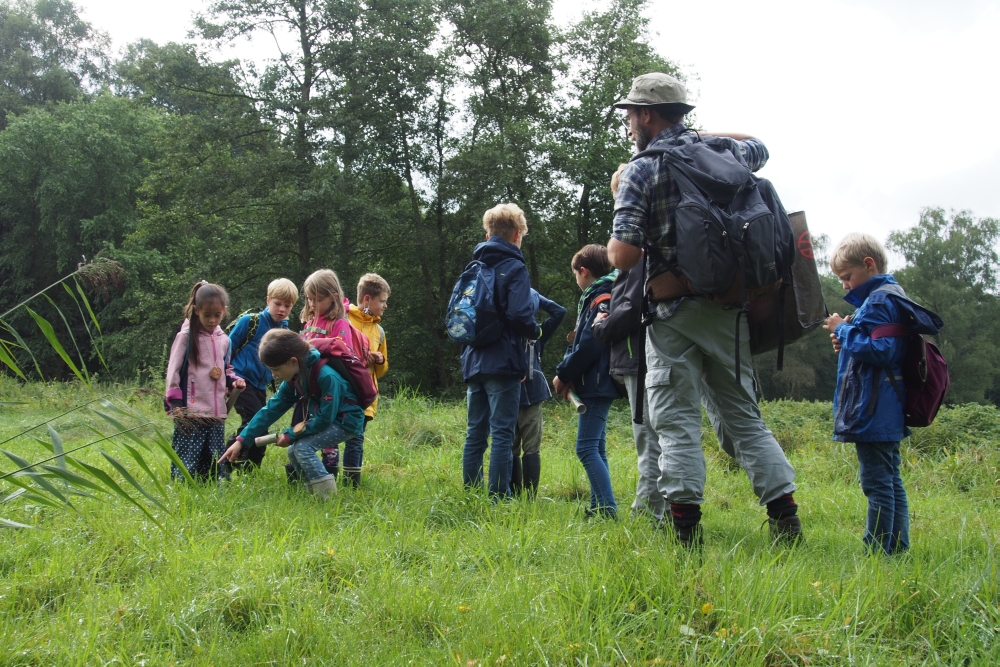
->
xmin=612 ymin=124 xmax=769 ymax=320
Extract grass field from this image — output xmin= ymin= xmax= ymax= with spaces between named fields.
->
xmin=1 ymin=379 xmax=998 ymax=666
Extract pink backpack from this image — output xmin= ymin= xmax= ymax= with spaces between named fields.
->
xmin=870 ymin=324 xmax=950 ymax=427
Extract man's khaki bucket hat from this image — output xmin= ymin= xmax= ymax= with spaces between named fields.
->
xmin=613 ymin=72 xmax=695 ymax=113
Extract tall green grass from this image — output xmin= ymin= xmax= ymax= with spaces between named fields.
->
xmin=1 ymin=382 xmax=998 ymax=665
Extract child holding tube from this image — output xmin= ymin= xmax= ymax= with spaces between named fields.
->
xmin=553 ymin=244 xmax=619 ymax=519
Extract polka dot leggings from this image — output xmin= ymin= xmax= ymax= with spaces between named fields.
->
xmin=171 ymin=420 xmax=229 ymax=481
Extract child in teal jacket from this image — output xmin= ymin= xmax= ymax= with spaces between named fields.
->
xmin=219 ymin=329 xmax=364 ymax=498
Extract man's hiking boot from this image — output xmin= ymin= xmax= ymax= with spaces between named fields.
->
xmin=768 ymin=515 xmax=803 ymax=545
xmin=673 ymin=523 xmax=703 ymax=549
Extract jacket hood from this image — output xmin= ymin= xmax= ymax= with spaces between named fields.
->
xmin=179 ymin=319 xmax=227 ymax=338
xmin=348 ymin=303 xmax=381 ymax=324
xmin=259 ymin=307 xmax=287 ymax=328
xmin=472 ymin=236 xmax=526 ymax=266
xmin=844 ymin=274 xmax=897 ymax=308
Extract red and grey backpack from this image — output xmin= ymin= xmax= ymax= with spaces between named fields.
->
xmin=306 ymin=337 xmax=377 ymax=410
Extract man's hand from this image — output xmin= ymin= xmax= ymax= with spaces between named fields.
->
xmin=552 ymin=376 xmax=573 ymax=400
xmin=219 ymin=440 xmax=242 ymax=463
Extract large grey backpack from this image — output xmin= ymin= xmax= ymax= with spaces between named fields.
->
xmin=633 ymin=135 xmax=795 ymax=380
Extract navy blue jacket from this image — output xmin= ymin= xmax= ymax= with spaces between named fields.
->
xmin=555 ymin=279 xmax=618 ymax=400
xmin=520 ymin=290 xmax=567 ymax=407
xmin=832 ymin=275 xmax=941 ymax=443
xmin=591 ymin=265 xmax=644 ymax=376
xmin=229 ymin=308 xmax=288 ymax=391
xmin=461 ymin=237 xmax=541 ymax=381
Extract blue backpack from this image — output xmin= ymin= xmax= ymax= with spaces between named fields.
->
xmin=445 ymin=260 xmax=503 ymax=346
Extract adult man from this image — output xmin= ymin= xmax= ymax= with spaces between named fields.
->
xmin=461 ymin=203 xmax=541 ymax=499
xmin=607 ymin=72 xmax=801 ymax=546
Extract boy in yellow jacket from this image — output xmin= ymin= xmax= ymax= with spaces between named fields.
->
xmin=344 ymin=273 xmax=390 ymax=486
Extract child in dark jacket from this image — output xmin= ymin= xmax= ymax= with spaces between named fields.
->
xmin=225 ymin=278 xmax=298 ymax=469
xmin=554 ymin=244 xmax=619 ymax=518
xmin=822 ymin=233 xmax=941 ymax=555
xmin=510 ymin=288 xmax=566 ymax=496
xmin=460 ymin=203 xmax=541 ymax=499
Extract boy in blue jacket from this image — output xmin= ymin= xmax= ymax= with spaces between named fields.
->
xmin=822 ymin=233 xmax=940 ymax=555
xmin=225 ymin=278 xmax=298 ymax=469
xmin=511 ymin=288 xmax=566 ymax=496
xmin=461 ymin=203 xmax=541 ymax=499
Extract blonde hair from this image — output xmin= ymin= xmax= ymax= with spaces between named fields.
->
xmin=300 ymin=269 xmax=345 ymax=323
xmin=267 ymin=278 xmax=299 ymax=304
xmin=830 ymin=233 xmax=888 ymax=274
xmin=357 ymin=273 xmax=391 ymax=303
xmin=482 ymin=203 xmax=528 ymax=242
xmin=610 ymin=163 xmax=628 ymax=195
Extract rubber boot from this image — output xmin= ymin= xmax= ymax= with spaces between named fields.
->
xmin=343 ymin=467 xmax=362 ymax=488
xmin=306 ymin=474 xmax=338 ymax=500
xmin=510 ymin=456 xmax=523 ymax=496
xmin=522 ymin=453 xmax=541 ymax=497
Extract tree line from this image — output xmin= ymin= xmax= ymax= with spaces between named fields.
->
xmin=1 ymin=0 xmax=998 ymax=406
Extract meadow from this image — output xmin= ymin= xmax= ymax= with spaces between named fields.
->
xmin=1 ymin=379 xmax=998 ymax=666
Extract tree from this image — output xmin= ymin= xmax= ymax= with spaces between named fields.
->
xmin=888 ymin=208 xmax=1000 ymax=404
xmin=0 ymin=0 xmax=109 ymax=128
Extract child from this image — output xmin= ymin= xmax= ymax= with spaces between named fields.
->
xmin=460 ymin=203 xmax=540 ymax=499
xmin=345 ymin=273 xmax=391 ymax=487
xmin=218 ymin=329 xmax=365 ymax=499
xmin=511 ymin=288 xmax=566 ymax=496
xmin=298 ymin=269 xmax=355 ymax=477
xmin=553 ymin=245 xmax=619 ymax=518
xmin=165 ymin=281 xmax=245 ymax=481
xmin=822 ymin=232 xmax=939 ymax=555
xmin=226 ymin=278 xmax=299 ymax=469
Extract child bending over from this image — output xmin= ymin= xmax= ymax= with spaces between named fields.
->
xmin=219 ymin=329 xmax=365 ymax=499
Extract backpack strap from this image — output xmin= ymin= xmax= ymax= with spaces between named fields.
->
xmin=870 ymin=324 xmax=913 ymax=339
xmin=589 ymin=294 xmax=612 ymax=310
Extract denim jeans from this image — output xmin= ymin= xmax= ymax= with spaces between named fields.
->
xmin=855 ymin=441 xmax=909 ymax=555
xmin=287 ymin=423 xmax=349 ymax=483
xmin=343 ymin=419 xmax=367 ymax=475
xmin=462 ymin=373 xmax=521 ymax=498
xmin=577 ymin=397 xmax=617 ymax=517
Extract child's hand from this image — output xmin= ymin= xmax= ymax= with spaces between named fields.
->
xmin=369 ymin=351 xmax=384 ymax=365
xmin=218 ymin=441 xmax=242 ymax=463
xmin=233 ymin=378 xmax=246 ymax=390
xmin=552 ymin=376 xmax=573 ymax=400
xmin=822 ymin=313 xmax=846 ymax=332
xmin=170 ymin=406 xmax=184 ymax=418
xmin=275 ymin=432 xmax=291 ymax=448
xmin=566 ymin=330 xmax=575 ymax=344
xmin=594 ymin=312 xmax=609 ymax=322
xmin=829 ymin=332 xmax=842 ymax=353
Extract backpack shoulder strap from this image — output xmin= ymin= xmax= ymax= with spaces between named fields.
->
xmin=870 ymin=324 xmax=913 ymax=339
xmin=589 ymin=293 xmax=612 ymax=310
xmin=308 ymin=357 xmax=328 ymax=397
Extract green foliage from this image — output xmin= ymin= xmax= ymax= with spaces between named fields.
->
xmin=0 ymin=0 xmax=109 ymax=128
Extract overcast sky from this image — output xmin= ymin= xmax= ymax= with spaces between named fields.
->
xmin=76 ymin=0 xmax=1000 ymax=262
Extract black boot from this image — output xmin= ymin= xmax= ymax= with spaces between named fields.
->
xmin=521 ymin=453 xmax=541 ymax=498
xmin=343 ymin=467 xmax=362 ymax=488
xmin=510 ymin=455 xmax=523 ymax=496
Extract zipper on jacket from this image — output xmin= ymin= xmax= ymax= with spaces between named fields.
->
xmin=212 ymin=334 xmax=220 ymax=417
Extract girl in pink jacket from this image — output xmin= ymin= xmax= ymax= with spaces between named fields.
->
xmin=165 ymin=281 xmax=245 ymax=481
